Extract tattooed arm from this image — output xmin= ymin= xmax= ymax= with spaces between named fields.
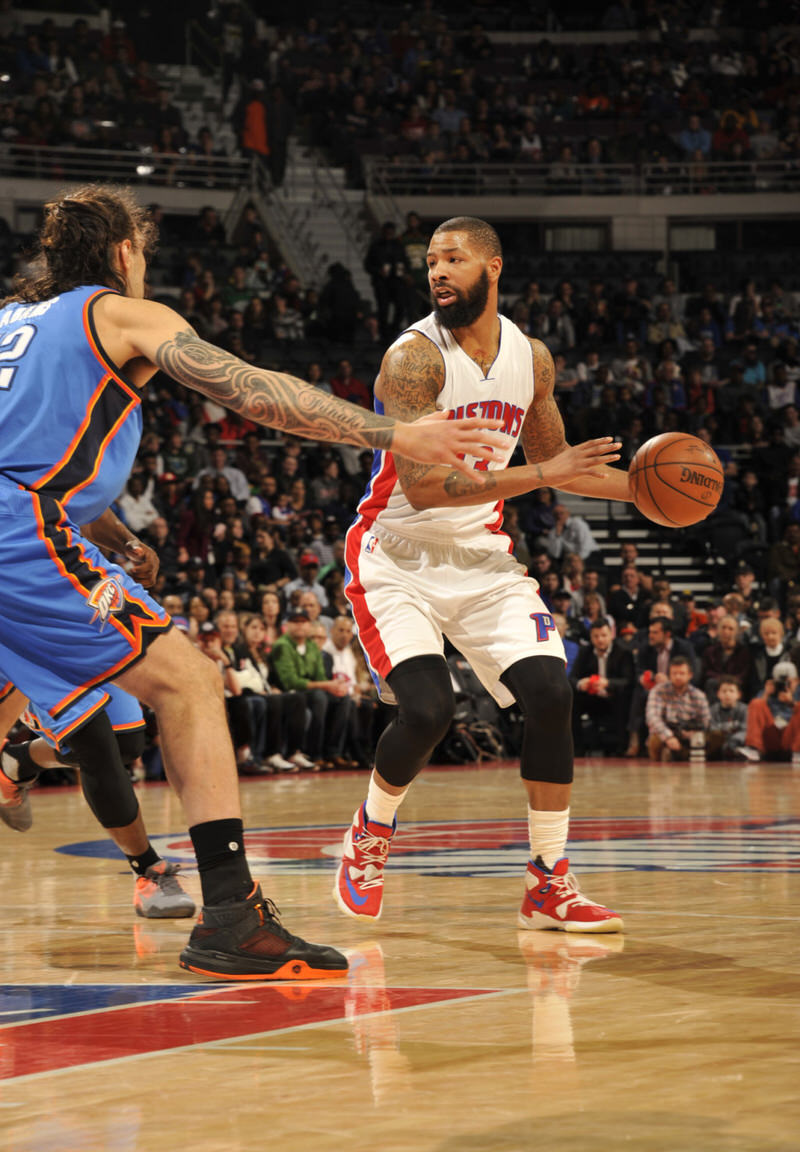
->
xmin=521 ymin=340 xmax=631 ymax=502
xmin=382 ymin=332 xmax=623 ymax=510
xmin=94 ymin=296 xmax=504 ymax=474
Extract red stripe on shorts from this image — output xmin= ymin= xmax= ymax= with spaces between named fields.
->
xmin=345 ymin=517 xmax=392 ymax=682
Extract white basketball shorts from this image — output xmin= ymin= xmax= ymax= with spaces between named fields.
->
xmin=344 ymin=522 xmax=565 ymax=707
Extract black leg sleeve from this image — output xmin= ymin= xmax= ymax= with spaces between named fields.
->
xmin=500 ymin=655 xmax=574 ymax=784
xmin=375 ymin=655 xmax=456 ymax=788
xmin=65 ymin=711 xmax=140 ymax=828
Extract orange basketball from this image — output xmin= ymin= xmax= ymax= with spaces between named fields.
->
xmin=628 ymin=433 xmax=724 ymax=528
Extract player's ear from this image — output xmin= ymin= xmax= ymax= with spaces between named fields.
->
xmin=487 ymin=255 xmax=503 ymax=284
xmin=111 ymin=238 xmax=132 ymax=274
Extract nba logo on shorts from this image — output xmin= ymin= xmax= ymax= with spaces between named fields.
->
xmin=87 ymin=574 xmax=126 ymax=630
xmin=364 ymin=535 xmax=378 ymax=554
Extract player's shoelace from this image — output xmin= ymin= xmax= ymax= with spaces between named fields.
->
xmin=547 ymin=870 xmax=599 ymax=910
xmin=351 ymin=831 xmax=392 ymax=889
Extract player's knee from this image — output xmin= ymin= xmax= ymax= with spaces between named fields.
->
xmin=390 ymin=657 xmax=456 ymax=745
xmin=400 ymin=693 xmax=454 ymax=745
xmin=136 ymin=632 xmax=224 ymax=709
xmin=501 ymin=655 xmax=572 ymax=724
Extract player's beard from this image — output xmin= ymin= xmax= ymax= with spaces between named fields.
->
xmin=431 ymin=268 xmax=490 ymax=329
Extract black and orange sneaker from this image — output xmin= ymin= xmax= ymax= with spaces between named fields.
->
xmin=0 ymin=743 xmax=38 ymax=832
xmin=178 ymin=884 xmax=349 ymax=981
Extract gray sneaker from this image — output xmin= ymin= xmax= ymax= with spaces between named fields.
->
xmin=133 ymin=861 xmax=196 ymax=919
xmin=0 ymin=744 xmax=37 ymax=832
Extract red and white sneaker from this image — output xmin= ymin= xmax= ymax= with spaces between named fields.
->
xmin=518 ymin=857 xmax=623 ymax=934
xmin=334 ymin=803 xmax=395 ymax=921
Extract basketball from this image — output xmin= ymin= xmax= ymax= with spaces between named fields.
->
xmin=628 ymin=432 xmax=724 ymax=528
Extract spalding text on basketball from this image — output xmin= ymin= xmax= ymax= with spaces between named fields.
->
xmin=679 ymin=467 xmax=723 ymax=493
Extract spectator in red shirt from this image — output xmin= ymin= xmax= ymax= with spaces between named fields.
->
xmin=330 ymin=359 xmax=371 ymax=409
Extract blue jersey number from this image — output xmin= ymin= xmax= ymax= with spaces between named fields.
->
xmin=0 ymin=324 xmax=37 ymax=391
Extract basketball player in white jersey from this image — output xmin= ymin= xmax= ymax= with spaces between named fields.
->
xmin=336 ymin=216 xmax=632 ymax=932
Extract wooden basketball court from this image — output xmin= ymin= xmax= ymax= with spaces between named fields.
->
xmin=1 ymin=757 xmax=798 ymax=1152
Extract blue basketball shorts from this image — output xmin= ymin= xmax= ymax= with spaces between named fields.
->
xmin=0 ymin=484 xmax=170 ymax=730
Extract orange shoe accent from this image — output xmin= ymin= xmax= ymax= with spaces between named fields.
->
xmin=178 ymin=959 xmax=348 ymax=982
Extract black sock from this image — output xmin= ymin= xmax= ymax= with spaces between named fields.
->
xmin=189 ymin=818 xmax=253 ymax=906
xmin=2 ymin=742 xmax=40 ymax=783
xmin=126 ymin=844 xmax=161 ymax=876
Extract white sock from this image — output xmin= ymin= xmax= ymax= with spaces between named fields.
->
xmin=365 ymin=775 xmax=408 ymax=827
xmin=529 ymin=807 xmax=570 ymax=871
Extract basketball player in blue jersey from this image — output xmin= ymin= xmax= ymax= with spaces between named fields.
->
xmin=336 ymin=216 xmax=632 ymax=932
xmin=0 ymin=186 xmax=507 ymax=981
xmin=0 ymin=508 xmax=192 ymax=918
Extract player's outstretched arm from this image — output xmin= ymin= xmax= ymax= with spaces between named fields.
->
xmin=102 ymin=297 xmax=504 ymax=474
xmin=522 ymin=340 xmax=632 ymax=502
xmin=383 ymin=331 xmax=621 ymax=509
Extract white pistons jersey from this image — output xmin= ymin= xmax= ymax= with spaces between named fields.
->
xmin=354 ymin=312 xmax=536 ymax=547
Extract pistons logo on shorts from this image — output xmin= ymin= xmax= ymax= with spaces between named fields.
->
xmin=87 ymin=575 xmax=126 ymax=631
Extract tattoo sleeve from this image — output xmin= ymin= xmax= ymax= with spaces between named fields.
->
xmin=154 ymin=328 xmax=397 ymax=449
xmin=520 ymin=340 xmax=569 ymax=464
xmin=380 ymin=333 xmax=445 ymax=488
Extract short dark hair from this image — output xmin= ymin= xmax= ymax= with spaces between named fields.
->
xmin=650 ymin=615 xmax=674 ymax=634
xmin=432 ymin=216 xmax=502 ymax=259
xmin=590 ymin=619 xmax=610 ymax=631
xmin=669 ymin=655 xmax=692 ymax=670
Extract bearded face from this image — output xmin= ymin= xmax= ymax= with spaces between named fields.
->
xmin=431 ymin=267 xmax=490 ymax=329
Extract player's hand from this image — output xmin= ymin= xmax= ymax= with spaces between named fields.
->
xmin=125 ymin=539 xmax=159 ymax=587
xmin=391 ymin=410 xmax=508 ymax=478
xmin=538 ymin=437 xmax=622 ymax=488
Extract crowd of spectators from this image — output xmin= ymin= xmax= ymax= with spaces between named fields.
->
xmin=2 ymin=4 xmax=799 ymax=193
xmin=263 ymin=5 xmax=800 ymax=191
xmin=4 ymin=184 xmax=800 ymax=771
xmin=3 ymin=2 xmax=800 ymax=774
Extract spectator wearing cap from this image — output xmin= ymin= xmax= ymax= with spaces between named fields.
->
xmin=740 ymin=661 xmax=800 ymax=762
xmin=284 ymin=552 xmax=329 ymax=608
xmin=270 ymin=608 xmax=354 ymax=768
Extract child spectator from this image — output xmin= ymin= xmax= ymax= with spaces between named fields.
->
xmin=707 ymin=677 xmax=748 ymax=760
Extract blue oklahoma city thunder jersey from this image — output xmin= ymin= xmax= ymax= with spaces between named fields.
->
xmin=0 ymin=285 xmax=142 ymax=523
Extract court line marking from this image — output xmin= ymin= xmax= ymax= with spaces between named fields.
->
xmin=0 ymin=988 xmax=524 ymax=1086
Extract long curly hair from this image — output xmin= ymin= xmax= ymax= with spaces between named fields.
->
xmin=2 ymin=184 xmax=158 ymax=305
